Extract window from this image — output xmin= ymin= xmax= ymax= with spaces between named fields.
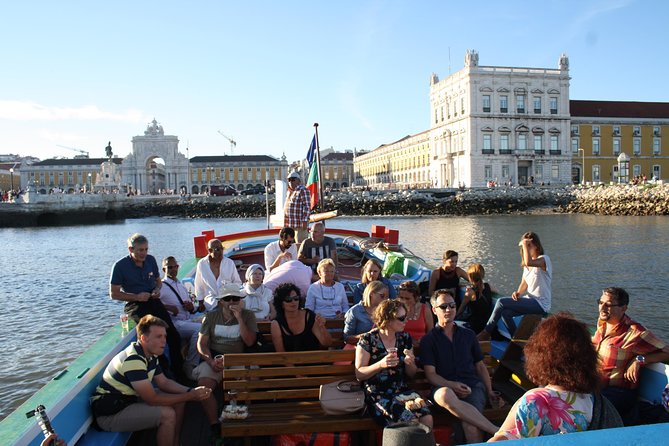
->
xmin=484 ymin=165 xmax=492 ymax=179
xmin=502 ymin=164 xmax=510 ymax=178
xmin=453 ymin=101 xmax=457 ymax=117
xmin=593 ymin=138 xmax=600 ymax=155
xmin=518 ymin=134 xmax=527 ymax=151
xmin=500 ymin=95 xmax=508 ymax=113
xmin=633 ymin=164 xmax=641 ymax=176
xmin=653 ymin=138 xmax=661 ymax=155
xmin=633 ymin=139 xmax=641 ymax=155
xmin=440 ymin=107 xmax=443 ymax=122
xmin=633 ymin=126 xmax=641 ymax=136
xmin=516 ymin=95 xmax=525 ymax=113
xmin=461 ymin=98 xmax=465 ymax=114
xmin=592 ymin=125 xmax=600 ymax=136
xmin=550 ymin=97 xmax=558 ymax=114
xmin=534 ymin=135 xmax=543 ymax=152
xmin=653 ymin=165 xmax=661 ymax=179
xmin=550 ymin=135 xmax=559 ymax=153
xmin=592 ymin=165 xmax=600 ymax=181
xmin=571 ymin=125 xmax=579 ymax=136
xmin=533 ymin=97 xmax=541 ymax=114
xmin=551 ymin=165 xmax=559 ymax=180
xmin=535 ymin=164 xmax=543 ymax=178
xmin=654 ymin=126 xmax=661 ymax=136
xmin=482 ymin=95 xmax=491 ymax=112
xmin=613 ymin=126 xmax=621 ymax=136
xmin=500 ymin=134 xmax=509 ymax=152
xmin=571 ymin=138 xmax=579 ymax=153
xmin=613 ymin=139 xmax=621 ymax=155
xmin=483 ymin=134 xmax=492 ymax=153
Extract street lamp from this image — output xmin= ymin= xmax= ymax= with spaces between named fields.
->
xmin=9 ymin=167 xmax=14 ymax=191
xmin=577 ymin=148 xmax=585 ymax=185
xmin=87 ymin=173 xmax=92 ymax=193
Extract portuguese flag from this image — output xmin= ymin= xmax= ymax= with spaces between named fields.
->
xmin=306 ymin=135 xmax=319 ymax=209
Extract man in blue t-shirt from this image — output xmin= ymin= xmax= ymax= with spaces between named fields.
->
xmin=420 ymin=289 xmax=499 ymax=443
xmin=110 ymin=233 xmax=185 ymax=382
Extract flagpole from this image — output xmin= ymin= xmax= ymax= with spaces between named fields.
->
xmin=313 ymin=122 xmax=325 ymax=214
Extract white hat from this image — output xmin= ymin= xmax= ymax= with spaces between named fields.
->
xmin=287 ymin=171 xmax=301 ymax=180
xmin=215 ymin=283 xmax=246 ymax=300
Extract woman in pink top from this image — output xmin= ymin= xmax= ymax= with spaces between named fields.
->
xmin=397 ymin=281 xmax=433 ymax=348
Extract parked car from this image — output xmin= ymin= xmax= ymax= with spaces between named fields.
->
xmin=210 ymin=185 xmax=238 ymax=196
xmin=240 ymin=185 xmax=266 ymax=195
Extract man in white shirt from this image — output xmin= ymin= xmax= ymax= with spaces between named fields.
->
xmin=160 ymin=256 xmax=202 ymax=376
xmin=264 ymin=227 xmax=298 ymax=272
xmin=194 ymin=239 xmax=242 ymax=311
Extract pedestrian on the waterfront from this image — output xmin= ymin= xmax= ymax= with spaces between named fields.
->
xmin=478 ymin=232 xmax=551 ymax=340
xmin=592 ymin=287 xmax=669 ymax=424
xmin=284 ymin=171 xmax=311 ymax=244
xmin=194 ymin=238 xmax=242 ymax=311
xmin=109 ymin=233 xmax=186 ymax=382
xmin=351 ymin=258 xmax=397 ymax=305
xmin=489 ymin=313 xmax=622 ymax=441
xmin=355 ymin=299 xmax=433 ymax=428
xmin=428 ymin=250 xmax=470 ymax=308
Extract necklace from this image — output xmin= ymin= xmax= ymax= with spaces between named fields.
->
xmin=407 ymin=302 xmax=420 ymax=321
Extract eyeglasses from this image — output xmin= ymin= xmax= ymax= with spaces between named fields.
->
xmin=597 ymin=300 xmax=624 ymax=309
xmin=435 ymin=303 xmax=457 ymax=310
xmin=221 ymin=296 xmax=242 ymax=302
xmin=395 ymin=315 xmax=407 ymax=322
xmin=283 ymin=296 xmax=300 ymax=303
xmin=209 ymin=247 xmax=223 ymax=252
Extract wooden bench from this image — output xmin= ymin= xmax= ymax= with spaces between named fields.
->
xmin=220 ymin=342 xmax=510 ymax=445
xmin=256 ymin=318 xmax=347 ymax=349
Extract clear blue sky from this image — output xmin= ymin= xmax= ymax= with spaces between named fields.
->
xmin=1 ymin=0 xmax=667 ymax=163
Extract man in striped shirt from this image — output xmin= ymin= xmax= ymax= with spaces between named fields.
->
xmin=92 ymin=315 xmax=211 ymax=445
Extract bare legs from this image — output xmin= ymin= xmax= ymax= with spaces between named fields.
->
xmin=432 ymin=387 xmax=498 ymax=442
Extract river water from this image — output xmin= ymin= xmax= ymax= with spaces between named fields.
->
xmin=1 ymin=214 xmax=668 ymax=420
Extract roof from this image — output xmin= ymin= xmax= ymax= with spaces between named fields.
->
xmin=32 ymin=158 xmax=123 ymax=166
xmin=322 ymin=152 xmax=353 ymax=161
xmin=570 ymin=100 xmax=669 ymax=119
xmin=190 ymin=155 xmax=280 ymax=163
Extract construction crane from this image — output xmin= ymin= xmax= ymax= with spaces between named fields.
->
xmin=56 ymin=144 xmax=89 ymax=158
xmin=217 ymin=131 xmax=236 ymax=155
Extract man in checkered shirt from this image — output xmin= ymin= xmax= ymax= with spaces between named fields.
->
xmin=592 ymin=287 xmax=669 ymax=424
xmin=284 ymin=171 xmax=311 ymax=243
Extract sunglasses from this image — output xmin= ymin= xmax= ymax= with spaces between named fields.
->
xmin=435 ymin=303 xmax=457 ymax=310
xmin=283 ymin=296 xmax=300 ymax=303
xmin=222 ymin=296 xmax=242 ymax=302
xmin=209 ymin=247 xmax=223 ymax=252
xmin=166 ymin=264 xmax=179 ymax=269
xmin=395 ymin=315 xmax=407 ymax=322
xmin=597 ymin=299 xmax=623 ymax=309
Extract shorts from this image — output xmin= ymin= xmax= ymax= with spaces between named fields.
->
xmin=430 ymin=380 xmax=487 ymax=413
xmin=192 ymin=361 xmax=222 ymax=383
xmin=96 ymin=402 xmax=162 ymax=432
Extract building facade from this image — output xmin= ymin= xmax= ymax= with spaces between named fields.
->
xmin=570 ymin=100 xmax=669 ymax=183
xmin=189 ymin=155 xmax=288 ymax=194
xmin=354 ymin=131 xmax=431 ymax=188
xmin=429 ymin=50 xmax=572 ymax=187
xmin=20 ymin=158 xmax=122 ymax=194
xmin=321 ymin=151 xmax=355 ymax=189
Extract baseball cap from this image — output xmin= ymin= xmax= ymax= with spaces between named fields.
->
xmin=287 ymin=171 xmax=301 ymax=180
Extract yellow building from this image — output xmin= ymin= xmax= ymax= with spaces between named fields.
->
xmin=189 ymin=155 xmax=288 ymax=194
xmin=20 ymin=158 xmax=120 ymax=194
xmin=570 ymin=101 xmax=669 ymax=183
xmin=321 ymin=151 xmax=354 ymax=189
xmin=354 ymin=131 xmax=431 ymax=188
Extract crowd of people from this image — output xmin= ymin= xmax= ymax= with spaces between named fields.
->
xmin=69 ymin=176 xmax=667 ymax=446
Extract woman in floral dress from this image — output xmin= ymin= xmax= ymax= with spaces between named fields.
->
xmin=489 ymin=313 xmax=618 ymax=441
xmin=355 ymin=299 xmax=433 ymax=428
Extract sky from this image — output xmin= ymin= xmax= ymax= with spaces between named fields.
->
xmin=1 ymin=0 xmax=668 ymax=163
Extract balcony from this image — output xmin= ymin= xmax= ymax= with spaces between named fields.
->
xmin=500 ymin=107 xmax=508 ymax=113
xmin=534 ymin=150 xmax=545 ymax=155
xmin=549 ymin=150 xmax=562 ymax=155
xmin=482 ymin=149 xmax=495 ymax=155
xmin=499 ymin=149 xmax=513 ymax=155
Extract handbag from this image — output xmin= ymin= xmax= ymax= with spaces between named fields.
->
xmin=319 ymin=380 xmax=365 ymax=415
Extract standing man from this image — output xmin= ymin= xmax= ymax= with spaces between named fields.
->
xmin=194 ymin=238 xmax=242 ymax=311
xmin=159 ymin=256 xmax=202 ymax=378
xmin=592 ymin=287 xmax=669 ymax=424
xmin=110 ymin=233 xmax=185 ymax=382
xmin=284 ymin=171 xmax=311 ymax=243
xmin=264 ymin=226 xmax=298 ymax=272
xmin=92 ymin=315 xmax=211 ymax=446
xmin=420 ymin=289 xmax=499 ymax=443
xmin=298 ymin=222 xmax=338 ymax=277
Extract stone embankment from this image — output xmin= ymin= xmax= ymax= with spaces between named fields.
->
xmin=556 ymin=183 xmax=669 ymax=216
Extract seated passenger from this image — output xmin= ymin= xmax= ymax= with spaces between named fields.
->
xmin=242 ymin=264 xmax=275 ymax=321
xmin=194 ymin=238 xmax=242 ymax=311
xmin=355 ymin=299 xmax=433 ymax=428
xmin=193 ymin=284 xmax=257 ymax=435
xmin=305 ymin=258 xmax=348 ymax=319
xmin=490 ymin=313 xmax=622 ymax=441
xmin=263 ymin=259 xmax=312 ymax=299
xmin=397 ymin=280 xmax=434 ymax=348
xmin=344 ymin=280 xmax=389 ymax=345
xmin=351 ymin=259 xmax=397 ymax=305
xmin=270 ymin=283 xmax=332 ymax=352
xmin=298 ymin=222 xmax=338 ymax=278
xmin=428 ymin=250 xmax=470 ymax=309
xmin=264 ymin=226 xmax=298 ymax=272
xmin=456 ymin=263 xmax=493 ymax=334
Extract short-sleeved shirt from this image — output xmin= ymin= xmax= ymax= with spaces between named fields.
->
xmin=264 ymin=240 xmax=298 ymax=271
xmin=298 ymin=237 xmax=337 ymax=270
xmin=110 ymin=255 xmax=160 ymax=294
xmin=93 ymin=342 xmax=162 ymax=398
xmin=420 ymin=324 xmax=483 ymax=389
xmin=344 ymin=302 xmax=374 ymax=340
xmin=284 ymin=185 xmax=311 ymax=229
xmin=592 ymin=314 xmax=666 ymax=389
xmin=200 ymin=308 xmax=258 ymax=354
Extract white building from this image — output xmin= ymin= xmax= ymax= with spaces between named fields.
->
xmin=429 ymin=50 xmax=573 ymax=187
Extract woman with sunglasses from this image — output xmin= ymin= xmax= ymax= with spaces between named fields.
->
xmin=351 ymin=259 xmax=397 ymax=305
xmin=194 ymin=283 xmax=258 ymax=432
xmin=397 ymin=280 xmax=434 ymax=349
xmin=270 ymin=283 xmax=332 ymax=352
xmin=344 ymin=280 xmax=389 ymax=346
xmin=355 ymin=299 xmax=433 ymax=428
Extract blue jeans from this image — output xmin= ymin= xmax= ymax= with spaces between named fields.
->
xmin=484 ymin=297 xmax=545 ymax=336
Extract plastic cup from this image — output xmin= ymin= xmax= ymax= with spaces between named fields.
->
xmin=215 ymin=354 xmax=224 ymax=368
xmin=120 ymin=314 xmax=129 ymax=331
xmin=387 ymin=347 xmax=397 ymax=356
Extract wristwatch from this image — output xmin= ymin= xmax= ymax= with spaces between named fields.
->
xmin=635 ymin=355 xmax=646 ymax=366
